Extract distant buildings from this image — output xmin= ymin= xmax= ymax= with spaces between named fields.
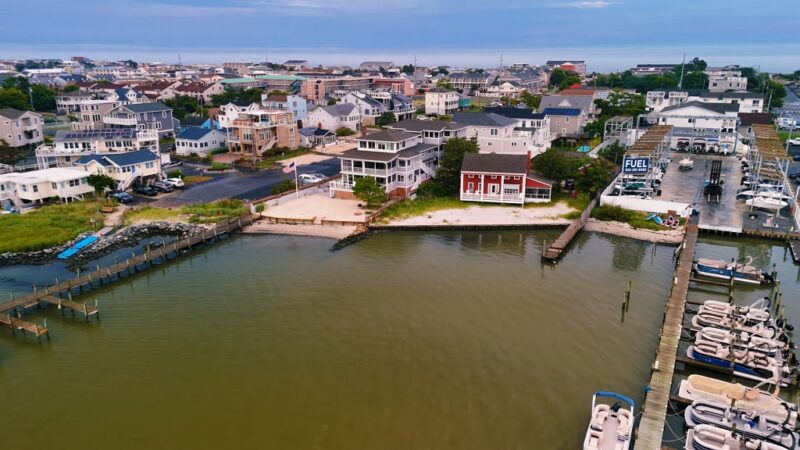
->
xmin=546 ymin=60 xmax=587 ymax=75
xmin=646 ymin=90 xmax=763 ymax=114
xmin=307 ymin=103 xmax=362 ymax=132
xmin=262 ymin=93 xmax=308 ymax=122
xmin=629 ymin=64 xmax=676 ymax=76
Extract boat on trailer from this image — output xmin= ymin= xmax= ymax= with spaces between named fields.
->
xmin=685 ymin=401 xmax=798 ymax=448
xmin=678 ymin=375 xmax=797 ymax=428
xmin=693 ymin=257 xmax=773 ymax=285
xmin=747 ymin=196 xmax=789 ymax=212
xmin=686 ymin=424 xmax=792 ymax=450
xmin=583 ymin=391 xmax=634 ymax=450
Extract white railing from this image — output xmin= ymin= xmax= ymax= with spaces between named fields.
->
xmin=342 ymin=167 xmax=388 ymax=177
xmin=329 ymin=181 xmax=353 ymax=192
xmin=461 ymin=192 xmax=525 ymax=203
xmin=103 ymin=116 xmax=137 ymax=126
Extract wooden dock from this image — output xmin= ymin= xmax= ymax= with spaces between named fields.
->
xmin=541 ymin=197 xmax=598 ymax=262
xmin=0 ymin=215 xmax=257 ymax=340
xmin=634 ymin=218 xmax=699 ymax=449
xmin=790 ymin=240 xmax=800 ymax=264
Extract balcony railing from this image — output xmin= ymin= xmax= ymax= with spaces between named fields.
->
xmin=330 ymin=180 xmax=353 ymax=192
xmin=103 ymin=116 xmax=137 ymax=126
xmin=461 ymin=192 xmax=524 ymax=203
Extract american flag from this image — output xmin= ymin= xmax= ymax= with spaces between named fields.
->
xmin=282 ymin=161 xmax=296 ymax=174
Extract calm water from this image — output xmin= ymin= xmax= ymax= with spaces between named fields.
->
xmin=0 ymin=230 xmax=796 ymax=449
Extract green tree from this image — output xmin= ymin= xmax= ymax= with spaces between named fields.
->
xmin=30 ymin=84 xmax=57 ymax=111
xmin=558 ymin=76 xmax=582 ymax=90
xmin=575 ymin=159 xmax=614 ymax=196
xmin=549 ymin=68 xmax=577 ymax=88
xmin=352 ymin=176 xmax=386 ymax=207
xmin=336 ymin=127 xmax=355 ymax=136
xmin=400 ymin=64 xmax=415 ymax=75
xmin=0 ymin=87 xmax=31 ymax=110
xmin=327 ymin=97 xmax=339 ymax=105
xmin=519 ymin=90 xmax=542 ymax=109
xmin=164 ymin=95 xmax=200 ymax=121
xmin=209 ymin=87 xmax=263 ymax=107
xmin=435 ymin=137 xmax=479 ymax=195
xmin=436 ymin=79 xmax=455 ymax=90
xmin=532 ymin=149 xmax=570 ymax=192
xmin=376 ymin=112 xmax=396 ymax=127
xmin=87 ymin=174 xmax=116 ymax=195
xmin=599 ymin=142 xmax=627 ymax=165
xmin=681 ymin=71 xmax=709 ymax=90
xmin=0 ymin=140 xmax=26 ymax=165
xmin=63 ymin=84 xmax=80 ymax=92
xmin=766 ymin=79 xmax=787 ymax=108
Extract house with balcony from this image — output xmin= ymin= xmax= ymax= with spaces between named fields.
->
xmin=0 ymin=168 xmax=93 ymax=208
xmin=307 ymin=103 xmax=362 ymax=132
xmin=262 ymin=93 xmax=308 ymax=122
xmin=483 ymin=107 xmax=552 ymax=154
xmin=55 ymin=91 xmax=94 ymax=114
xmin=216 ymin=102 xmax=262 ymax=129
xmin=447 ymin=72 xmax=493 ymax=94
xmin=226 ymin=108 xmax=299 ymax=157
xmin=74 ymin=149 xmax=162 ymax=191
xmin=646 ymin=90 xmax=690 ymax=113
xmin=172 ymin=81 xmax=225 ymax=105
xmin=541 ymin=107 xmax=586 ymax=138
xmin=103 ymin=102 xmax=177 ymax=137
xmin=540 ymin=92 xmax=598 ymax=119
xmin=373 ymin=77 xmax=414 ymax=96
xmin=656 ymin=101 xmax=740 ymax=153
xmin=485 ymin=81 xmax=524 ymax=99
xmin=646 ymin=89 xmax=764 ymax=114
xmin=71 ymin=100 xmax=119 ymax=131
xmin=0 ymin=109 xmax=44 ymax=147
xmin=330 ymin=130 xmax=440 ymax=199
xmin=341 ymin=92 xmax=386 ymax=126
xmin=460 ymin=153 xmax=551 ymax=205
xmin=425 ymin=88 xmax=459 ymax=116
xmin=452 ymin=112 xmax=539 ymax=156
xmin=107 ymin=87 xmax=148 ymax=105
xmin=36 ymin=128 xmax=160 ymax=169
xmin=386 ymin=119 xmax=468 ymax=148
xmin=361 ymin=90 xmax=415 ymax=122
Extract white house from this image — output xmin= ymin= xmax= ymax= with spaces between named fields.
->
xmin=451 ymin=112 xmax=539 ymax=156
xmin=0 ymin=109 xmax=44 ymax=147
xmin=307 ymin=103 xmax=362 ymax=132
xmin=175 ymin=128 xmax=227 ymax=156
xmin=0 ymin=168 xmax=93 ymax=208
xmin=425 ymin=88 xmax=459 ymax=115
xmin=74 ymin=149 xmax=162 ymax=191
xmin=485 ymin=81 xmax=524 ymax=99
xmin=341 ymin=92 xmax=386 ymax=126
xmin=656 ymin=101 xmax=740 ymax=153
xmin=646 ymin=90 xmax=763 ymax=114
xmin=216 ymin=102 xmax=262 ymax=129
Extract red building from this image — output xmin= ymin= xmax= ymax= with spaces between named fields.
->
xmin=460 ymin=153 xmax=551 ymax=205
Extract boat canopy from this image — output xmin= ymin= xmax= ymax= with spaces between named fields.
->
xmin=593 ymin=391 xmax=635 ymax=407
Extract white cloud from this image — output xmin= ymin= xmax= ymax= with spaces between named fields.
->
xmin=244 ymin=0 xmax=420 ymax=14
xmin=549 ymin=1 xmax=616 ymax=9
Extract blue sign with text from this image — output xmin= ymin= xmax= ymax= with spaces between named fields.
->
xmin=622 ymin=157 xmax=649 ymax=174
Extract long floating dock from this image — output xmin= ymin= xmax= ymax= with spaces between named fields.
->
xmin=0 ymin=215 xmax=257 ymax=340
xmin=634 ymin=217 xmax=699 ymax=449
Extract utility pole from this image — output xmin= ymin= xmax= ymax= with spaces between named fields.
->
xmin=678 ymin=53 xmax=686 ymax=89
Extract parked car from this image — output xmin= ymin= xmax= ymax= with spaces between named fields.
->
xmin=298 ymin=173 xmax=326 ymax=185
xmin=133 ymin=185 xmax=158 ymax=197
xmin=564 ymin=178 xmax=575 ymax=191
xmin=151 ymin=181 xmax=174 ymax=193
xmin=110 ymin=191 xmax=135 ymax=204
xmin=163 ymin=178 xmax=185 ymax=188
xmin=163 ymin=161 xmax=183 ymax=169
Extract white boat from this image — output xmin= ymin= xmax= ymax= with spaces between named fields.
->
xmin=736 ymin=190 xmax=793 ymax=203
xmin=691 ymin=311 xmax=784 ymax=341
xmin=699 ymin=298 xmax=771 ymax=321
xmin=583 ymin=391 xmax=634 ymax=450
xmin=686 ymin=424 xmax=792 ymax=450
xmin=680 ymin=157 xmax=695 ymax=170
xmin=747 ymin=196 xmax=789 ymax=212
xmin=694 ymin=257 xmax=773 ymax=285
xmin=696 ymin=327 xmax=789 ymax=358
xmin=687 ymin=338 xmax=793 ymax=386
xmin=685 ymin=401 xmax=798 ymax=448
xmin=678 ymin=375 xmax=797 ymax=428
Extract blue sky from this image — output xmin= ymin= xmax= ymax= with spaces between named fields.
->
xmin=2 ymin=0 xmax=799 ymax=71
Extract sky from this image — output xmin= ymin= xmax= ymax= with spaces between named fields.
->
xmin=1 ymin=0 xmax=799 ymax=72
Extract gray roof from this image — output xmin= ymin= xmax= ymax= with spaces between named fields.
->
xmin=539 ymin=94 xmax=594 ymax=112
xmin=451 ymin=112 xmax=517 ymax=128
xmin=461 ymin=153 xmax=529 ymax=175
xmin=177 ymin=127 xmax=215 ymax=140
xmin=661 ymin=101 xmax=739 ymax=115
xmin=388 ymin=119 xmax=466 ymax=133
xmin=483 ymin=107 xmax=543 ymax=120
xmin=75 ymin=149 xmax=158 ymax=167
xmin=316 ymin=103 xmax=357 ymax=117
xmin=699 ymin=91 xmax=763 ymax=100
xmin=340 ymin=143 xmax=437 ymax=162
xmin=0 ymin=108 xmax=28 ymax=120
xmin=358 ymin=129 xmax=419 ymax=142
xmin=122 ymin=102 xmax=171 ymax=113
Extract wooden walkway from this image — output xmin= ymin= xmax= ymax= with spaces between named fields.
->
xmin=0 ymin=215 xmax=257 ymax=339
xmin=541 ymin=197 xmax=598 ymax=262
xmin=790 ymin=240 xmax=800 ymax=264
xmin=634 ymin=218 xmax=699 ymax=449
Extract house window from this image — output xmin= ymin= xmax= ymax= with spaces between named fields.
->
xmin=565 ymin=117 xmax=570 ymax=123
xmin=490 ymin=129 xmax=498 ymax=136
xmin=467 ymin=182 xmax=474 ymax=192
xmin=32 ymin=185 xmax=38 ymax=193
xmin=52 ymin=182 xmax=57 ymax=189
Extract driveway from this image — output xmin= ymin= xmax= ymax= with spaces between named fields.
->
xmin=151 ymin=157 xmax=340 ymax=207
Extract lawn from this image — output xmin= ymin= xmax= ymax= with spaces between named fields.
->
xmin=256 ymin=148 xmax=311 ymax=169
xmin=379 ymin=196 xmax=469 ymax=221
xmin=777 ymin=130 xmax=797 ymax=143
xmin=183 ymin=175 xmax=213 ymax=186
xmin=123 ymin=199 xmax=250 ymax=226
xmin=0 ymin=199 xmax=109 ymax=253
xmin=123 ymin=206 xmax=184 ymax=225
xmin=591 ymin=204 xmax=682 ymax=231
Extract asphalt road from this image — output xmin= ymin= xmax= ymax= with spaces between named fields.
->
xmin=151 ymin=157 xmax=340 ymax=207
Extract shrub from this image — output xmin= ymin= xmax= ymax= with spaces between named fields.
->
xmin=166 ymin=169 xmax=183 ymax=179
xmin=336 ymin=127 xmax=355 ymax=137
xmin=255 ymin=203 xmax=265 ymax=213
xmin=415 ymin=180 xmax=448 ymax=198
xmin=209 ymin=162 xmax=228 ymax=171
xmin=353 ymin=176 xmax=386 ymax=207
xmin=271 ymin=179 xmax=296 ymax=195
xmin=209 ymin=147 xmax=228 ymax=155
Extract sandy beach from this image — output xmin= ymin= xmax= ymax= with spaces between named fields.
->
xmin=584 ymin=219 xmax=685 ymax=244
xmin=386 ymin=204 xmax=574 ymax=227
xmin=241 ymin=221 xmax=357 ymax=239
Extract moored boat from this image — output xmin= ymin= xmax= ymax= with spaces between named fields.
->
xmin=693 ymin=257 xmax=773 ymax=285
xmin=583 ymin=391 xmax=634 ymax=450
xmin=746 ymin=196 xmax=789 ymax=212
xmin=687 ymin=338 xmax=793 ymax=386
xmin=686 ymin=424 xmax=792 ymax=450
xmin=677 ymin=375 xmax=797 ymax=428
xmin=685 ymin=401 xmax=798 ymax=448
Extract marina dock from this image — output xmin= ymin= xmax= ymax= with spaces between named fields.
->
xmin=0 ymin=215 xmax=257 ymax=340
xmin=633 ymin=217 xmax=699 ymax=449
